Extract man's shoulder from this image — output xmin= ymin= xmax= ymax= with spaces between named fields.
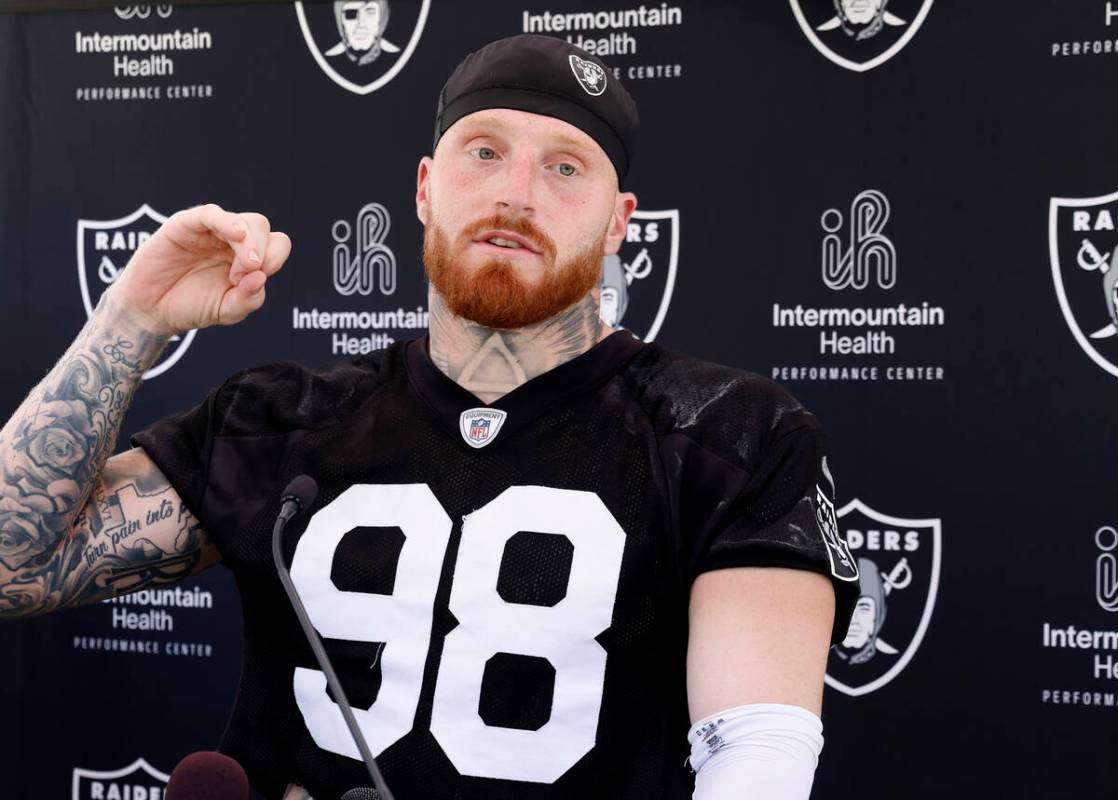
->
xmin=210 ymin=341 xmax=406 ymax=438
xmin=622 ymin=343 xmax=821 ymax=465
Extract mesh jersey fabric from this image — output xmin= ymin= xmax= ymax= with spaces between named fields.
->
xmin=132 ymin=331 xmax=858 ymax=800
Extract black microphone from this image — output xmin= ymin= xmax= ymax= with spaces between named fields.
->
xmin=279 ymin=474 xmax=318 ymax=524
xmin=165 ymin=751 xmax=249 ymax=800
xmin=271 ymin=476 xmax=395 ymax=800
xmin=340 ymin=789 xmax=381 ymax=800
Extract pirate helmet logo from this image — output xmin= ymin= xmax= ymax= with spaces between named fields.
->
xmin=72 ymin=757 xmax=169 ymax=800
xmin=788 ymin=0 xmax=934 ymax=72
xmin=295 ymin=0 xmax=430 ymax=95
xmin=568 ymin=54 xmax=607 ymax=96
xmin=597 ymin=209 xmax=679 ymax=342
xmin=1049 ymin=189 xmax=1118 ymax=377
xmin=76 ymin=204 xmax=197 ymax=380
xmin=826 ymin=499 xmax=941 ymax=696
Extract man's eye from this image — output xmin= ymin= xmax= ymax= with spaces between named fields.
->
xmin=471 ymin=147 xmax=496 ymax=161
xmin=555 ymin=163 xmax=578 ymax=177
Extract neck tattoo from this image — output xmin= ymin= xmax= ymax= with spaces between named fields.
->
xmin=428 ymin=290 xmax=610 ymax=404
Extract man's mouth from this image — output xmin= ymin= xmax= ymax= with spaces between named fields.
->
xmin=487 ymin=236 xmax=525 ymax=249
xmin=473 ymin=230 xmax=542 ymax=254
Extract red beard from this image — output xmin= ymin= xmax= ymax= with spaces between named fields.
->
xmin=423 ymin=213 xmax=604 ymax=329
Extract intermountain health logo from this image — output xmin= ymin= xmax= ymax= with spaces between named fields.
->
xmin=1098 ymin=526 xmax=1118 ymax=612
xmin=789 ymin=0 xmax=934 ymax=72
xmin=770 ymin=189 xmax=948 ymax=383
xmin=72 ymin=757 xmax=169 ymax=800
xmin=598 ymin=208 xmax=678 ymax=342
xmin=296 ymin=0 xmax=430 ymax=95
xmin=291 ymin=201 xmax=427 ymax=356
xmin=332 ymin=202 xmax=397 ymax=297
xmin=74 ymin=5 xmax=215 ymax=103
xmin=1050 ymin=3 xmax=1118 ymax=59
xmin=1049 ymin=189 xmax=1118 ymax=377
xmin=114 ymin=5 xmax=172 ymax=20
xmin=76 ymin=204 xmax=196 ymax=379
xmin=826 ymin=499 xmax=942 ymax=696
xmin=1038 ymin=525 xmax=1118 ymax=709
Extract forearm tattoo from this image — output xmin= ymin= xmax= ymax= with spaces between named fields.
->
xmin=428 ymin=290 xmax=606 ymax=403
xmin=0 ymin=290 xmax=200 ymax=617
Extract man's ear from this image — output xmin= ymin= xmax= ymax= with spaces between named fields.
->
xmin=416 ymin=156 xmax=434 ymax=225
xmin=603 ymin=192 xmax=637 ymax=256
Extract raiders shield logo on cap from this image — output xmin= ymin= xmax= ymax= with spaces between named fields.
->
xmin=568 ymin=54 xmax=607 ymax=96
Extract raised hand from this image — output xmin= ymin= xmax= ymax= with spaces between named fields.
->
xmin=111 ymin=203 xmax=292 ymax=335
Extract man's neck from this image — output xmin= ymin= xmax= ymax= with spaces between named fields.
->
xmin=428 ymin=290 xmax=611 ymax=404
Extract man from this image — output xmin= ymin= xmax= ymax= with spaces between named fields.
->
xmin=0 ymin=36 xmax=856 ymax=799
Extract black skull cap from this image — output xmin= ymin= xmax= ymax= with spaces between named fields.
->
xmin=434 ymin=34 xmax=639 ymax=187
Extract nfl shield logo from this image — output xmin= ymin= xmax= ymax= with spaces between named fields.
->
xmin=1049 ymin=190 xmax=1118 ymax=377
xmin=598 ymin=209 xmax=679 ymax=342
xmin=470 ymin=418 xmax=491 ymax=442
xmin=459 ymin=408 xmax=508 ymax=449
xmin=76 ymin=204 xmax=197 ymax=380
xmin=788 ymin=0 xmax=935 ymax=72
xmin=295 ymin=0 xmax=431 ymax=95
xmin=72 ymin=757 xmax=169 ymax=800
xmin=825 ymin=499 xmax=942 ymax=697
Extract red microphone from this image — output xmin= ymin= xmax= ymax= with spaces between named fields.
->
xmin=165 ymin=751 xmax=250 ymax=800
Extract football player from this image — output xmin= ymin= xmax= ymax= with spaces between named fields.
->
xmin=0 ymin=36 xmax=857 ymax=799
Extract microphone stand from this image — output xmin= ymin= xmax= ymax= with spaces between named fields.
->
xmin=271 ymin=486 xmax=394 ymax=800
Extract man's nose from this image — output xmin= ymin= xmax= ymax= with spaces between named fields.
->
xmin=494 ymin=154 xmax=537 ymax=216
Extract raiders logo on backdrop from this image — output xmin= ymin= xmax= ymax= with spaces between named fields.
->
xmin=72 ymin=757 xmax=169 ymax=800
xmin=568 ymin=54 xmax=607 ymax=96
xmin=1049 ymin=189 xmax=1118 ymax=378
xmin=825 ymin=499 xmax=941 ymax=696
xmin=295 ymin=0 xmax=430 ymax=95
xmin=598 ymin=209 xmax=678 ymax=342
xmin=788 ymin=0 xmax=935 ymax=72
xmin=77 ymin=204 xmax=196 ymax=380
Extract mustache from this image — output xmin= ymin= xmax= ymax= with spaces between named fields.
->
xmin=460 ymin=214 xmax=557 ymax=259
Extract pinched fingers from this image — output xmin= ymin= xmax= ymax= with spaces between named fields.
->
xmin=176 ymin=203 xmax=287 ymax=290
xmin=174 ymin=203 xmax=261 ymax=286
xmin=226 ymin=211 xmax=272 ymax=285
xmin=218 ymin=266 xmax=269 ymax=325
xmin=191 ymin=203 xmax=248 ymax=245
xmin=261 ymin=231 xmax=292 ymax=277
xmin=215 ymin=229 xmax=289 ymax=325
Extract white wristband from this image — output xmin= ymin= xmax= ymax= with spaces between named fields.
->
xmin=687 ymin=703 xmax=824 ymax=800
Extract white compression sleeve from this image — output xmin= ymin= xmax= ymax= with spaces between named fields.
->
xmin=687 ymin=703 xmax=824 ymax=800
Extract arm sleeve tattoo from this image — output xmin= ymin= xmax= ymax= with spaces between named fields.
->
xmin=0 ymin=291 xmax=214 ymax=617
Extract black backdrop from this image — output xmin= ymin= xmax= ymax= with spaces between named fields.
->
xmin=3 ymin=1 xmax=1118 ymax=798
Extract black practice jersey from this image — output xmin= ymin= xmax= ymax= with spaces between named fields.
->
xmin=134 ymin=332 xmax=858 ymax=800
